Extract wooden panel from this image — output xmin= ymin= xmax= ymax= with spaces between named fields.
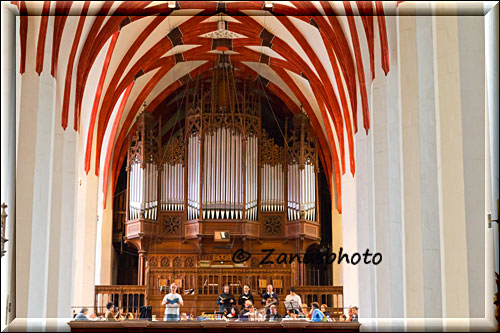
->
xmin=94 ymin=285 xmax=146 ymax=318
xmin=184 ymin=222 xmax=199 ymax=239
xmin=201 ymin=221 xmax=242 ymax=235
xmin=69 ymin=321 xmax=362 ymax=332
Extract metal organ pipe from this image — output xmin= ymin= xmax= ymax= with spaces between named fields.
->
xmin=261 ymin=162 xmax=284 ymax=213
xmin=187 ymin=135 xmax=200 ymax=220
xmin=200 ymin=128 xmax=247 ymax=220
xmin=221 ymin=128 xmax=226 ymax=219
xmin=244 ymin=135 xmax=257 ymax=220
xmin=128 ymin=160 xmax=159 ymax=221
xmin=161 ymin=160 xmax=184 ymax=212
xmin=285 ymin=162 xmax=316 ymax=221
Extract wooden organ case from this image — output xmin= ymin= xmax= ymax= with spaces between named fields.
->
xmin=123 ymin=62 xmax=324 ymax=317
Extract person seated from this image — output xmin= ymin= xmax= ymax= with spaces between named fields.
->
xmin=105 ymin=302 xmax=117 ymax=321
xmin=239 ymin=299 xmax=253 ymax=320
xmin=217 ymin=285 xmax=236 ymax=313
xmin=257 ymin=308 xmax=267 ymax=321
xmin=227 ymin=306 xmax=239 ymax=320
xmin=238 ymin=285 xmax=254 ymax=311
xmin=261 ymin=285 xmax=279 ymax=314
xmin=338 ymin=314 xmax=347 ymax=322
xmin=350 ymin=306 xmax=359 ymax=322
xmin=247 ymin=306 xmax=257 ymax=321
xmin=267 ymin=305 xmax=282 ymax=321
xmin=180 ymin=312 xmax=188 ymax=321
xmin=310 ymin=302 xmax=324 ymax=322
xmin=284 ymin=287 xmax=302 ymax=314
xmin=284 ymin=309 xmax=299 ymax=320
xmin=298 ymin=303 xmax=309 ymax=319
xmin=346 ymin=307 xmax=353 ymax=322
xmin=115 ymin=306 xmax=125 ymax=321
xmin=320 ymin=304 xmax=331 ymax=321
xmin=89 ymin=312 xmax=98 ymax=320
xmin=124 ymin=312 xmax=134 ymax=320
xmin=74 ymin=307 xmax=89 ymax=320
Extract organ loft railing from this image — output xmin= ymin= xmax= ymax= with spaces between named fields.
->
xmin=123 ymin=59 xmax=320 ymax=287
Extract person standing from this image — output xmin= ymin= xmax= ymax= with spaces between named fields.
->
xmin=261 ymin=284 xmax=279 ymax=314
xmin=284 ymin=287 xmax=302 ymax=314
xmin=217 ymin=285 xmax=236 ymax=313
xmin=238 ymin=285 xmax=254 ymax=310
xmin=162 ymin=283 xmax=184 ymax=321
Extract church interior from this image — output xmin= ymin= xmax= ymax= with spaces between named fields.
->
xmin=0 ymin=1 xmax=499 ymax=332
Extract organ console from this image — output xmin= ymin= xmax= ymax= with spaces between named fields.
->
xmin=122 ymin=60 xmax=325 ymax=316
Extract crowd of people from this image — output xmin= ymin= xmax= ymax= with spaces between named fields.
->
xmin=73 ymin=283 xmax=359 ymax=323
xmin=163 ymin=282 xmax=359 ymax=323
xmin=72 ymin=302 xmax=136 ymax=321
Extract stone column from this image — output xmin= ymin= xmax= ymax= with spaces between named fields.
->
xmin=432 ymin=3 xmax=470 ymax=323
xmin=1 ymin=3 xmax=18 ymax=329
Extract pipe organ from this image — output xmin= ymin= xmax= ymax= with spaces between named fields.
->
xmin=126 ymin=63 xmax=319 ymax=229
xmin=127 ymin=111 xmax=159 ymax=221
xmin=123 ymin=60 xmax=325 ymax=298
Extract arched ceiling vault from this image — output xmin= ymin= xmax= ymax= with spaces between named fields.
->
xmin=12 ymin=0 xmax=394 ymax=213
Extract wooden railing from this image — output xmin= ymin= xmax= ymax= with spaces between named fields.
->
xmin=295 ymin=285 xmax=344 ymax=317
xmin=94 ymin=285 xmax=146 ymax=318
xmin=94 ymin=283 xmax=343 ymax=319
xmin=147 ymin=267 xmax=293 ymax=297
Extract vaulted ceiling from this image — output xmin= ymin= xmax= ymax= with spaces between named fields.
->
xmin=12 ymin=1 xmax=395 ymax=212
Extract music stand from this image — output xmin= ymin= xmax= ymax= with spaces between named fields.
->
xmin=284 ymin=300 xmax=300 ymax=315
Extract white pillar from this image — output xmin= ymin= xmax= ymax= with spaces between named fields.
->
xmin=457 ymin=11 xmax=486 ymax=319
xmin=485 ymin=5 xmax=499 ymax=328
xmin=385 ymin=14 xmax=405 ymax=322
xmin=415 ymin=8 xmax=444 ymax=322
xmin=485 ymin=2 xmax=499 ymax=277
xmin=1 ymin=2 xmax=19 ymax=329
xmin=341 ymin=130 xmax=359 ymax=314
xmin=398 ymin=10 xmax=425 ymax=321
xmin=432 ymin=5 xmax=470 ymax=323
xmin=354 ymin=115 xmax=376 ymax=319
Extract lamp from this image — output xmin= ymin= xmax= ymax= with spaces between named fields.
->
xmin=264 ymin=1 xmax=274 ymax=9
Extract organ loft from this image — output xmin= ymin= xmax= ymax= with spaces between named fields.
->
xmin=109 ymin=58 xmax=337 ymax=318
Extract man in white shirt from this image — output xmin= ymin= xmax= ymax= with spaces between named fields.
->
xmin=162 ymin=283 xmax=184 ymax=321
xmin=284 ymin=286 xmax=302 ymax=314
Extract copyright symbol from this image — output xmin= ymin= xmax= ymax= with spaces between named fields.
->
xmin=232 ymin=249 xmax=251 ymax=263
